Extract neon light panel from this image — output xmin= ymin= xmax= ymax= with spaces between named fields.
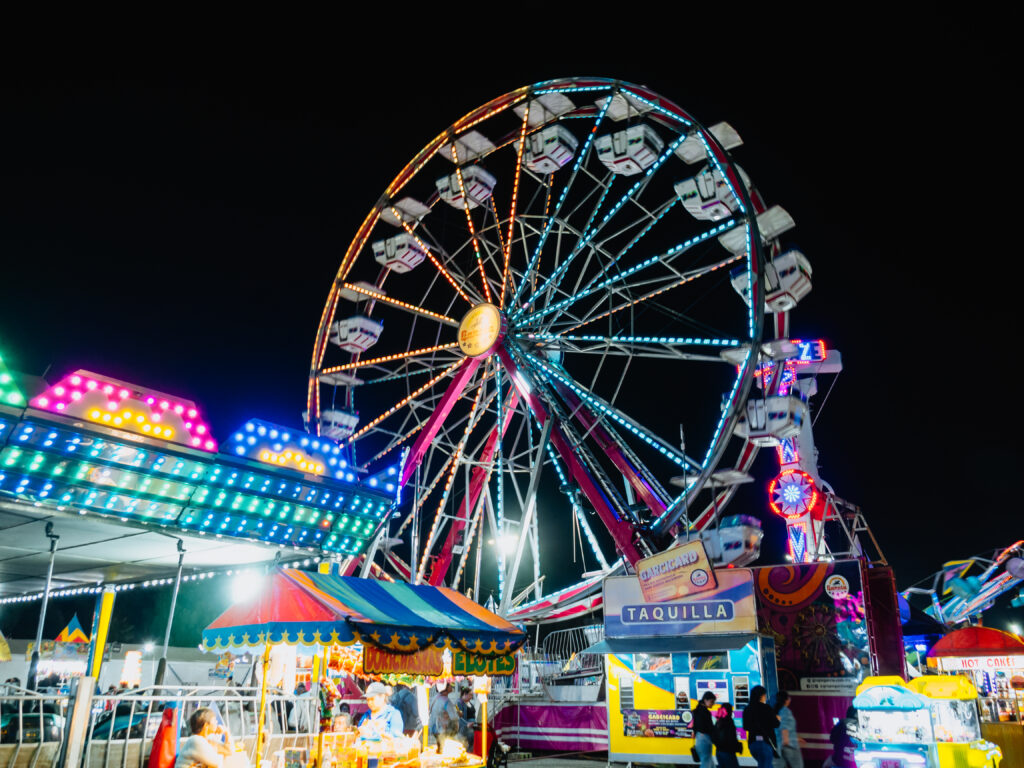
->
xmin=768 ymin=469 xmax=818 ymax=520
xmin=0 ymin=351 xmax=26 ymax=408
xmin=230 ymin=418 xmax=343 ymax=477
xmin=30 ymin=370 xmax=217 ymax=451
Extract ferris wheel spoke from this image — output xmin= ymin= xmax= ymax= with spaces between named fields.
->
xmin=450 ymin=142 xmax=494 ymax=303
xmin=416 ymin=378 xmax=488 ymax=581
xmin=337 ymin=282 xmax=460 ymax=327
xmin=517 ymin=346 xmax=700 ymax=472
xmin=348 ymin=358 xmax=465 ymax=447
xmin=320 ymin=342 xmax=460 ymax=375
xmin=499 ymin=100 xmax=533 ymax=308
xmin=393 ymin=215 xmax=476 ymax=306
xmin=508 ymin=93 xmax=615 ymax=310
xmin=513 ymin=131 xmax=689 ymax=322
xmin=518 ymin=221 xmax=742 ymax=329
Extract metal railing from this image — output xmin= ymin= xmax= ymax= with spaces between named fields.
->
xmin=1 ymin=684 xmax=322 ymax=768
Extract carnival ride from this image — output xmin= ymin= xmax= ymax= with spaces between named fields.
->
xmin=304 ymin=77 xmax=864 ymax=624
xmin=902 ymin=542 xmax=1024 ymax=627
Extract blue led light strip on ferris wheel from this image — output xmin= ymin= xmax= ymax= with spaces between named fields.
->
xmin=516 ymin=218 xmax=738 ymax=328
xmin=512 ymin=131 xmax=690 ymax=322
xmin=650 ymin=342 xmax=758 ymax=533
xmin=509 ymin=93 xmax=614 ymax=309
xmin=519 ymin=349 xmax=696 ymax=472
xmin=495 ymin=371 xmax=506 ymax=602
xmin=519 ymin=333 xmax=742 ymax=347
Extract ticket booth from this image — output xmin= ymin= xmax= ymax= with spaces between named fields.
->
xmin=586 ymin=545 xmax=776 ymax=766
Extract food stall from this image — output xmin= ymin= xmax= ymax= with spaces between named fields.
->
xmin=925 ymin=626 xmax=1024 ymax=764
xmin=584 ymin=543 xmax=776 ymax=765
xmin=852 ymin=675 xmax=1003 ymax=767
xmin=202 ymin=568 xmax=525 ymax=768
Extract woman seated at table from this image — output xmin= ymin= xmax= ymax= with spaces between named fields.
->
xmin=176 ymin=708 xmax=234 ymax=768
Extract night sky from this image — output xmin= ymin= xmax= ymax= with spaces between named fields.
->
xmin=1 ymin=29 xmax=1020 ymax=641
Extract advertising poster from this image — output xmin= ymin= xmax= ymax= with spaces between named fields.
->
xmin=635 ymin=540 xmax=717 ymax=602
xmin=604 ymin=569 xmax=757 ymax=639
xmin=622 ymin=709 xmax=693 ymax=738
xmin=752 ymin=559 xmax=869 ymax=690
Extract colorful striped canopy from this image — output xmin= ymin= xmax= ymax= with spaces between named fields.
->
xmin=202 ymin=568 xmax=525 ymax=657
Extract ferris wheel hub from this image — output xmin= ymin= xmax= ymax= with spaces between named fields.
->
xmin=457 ymin=303 xmax=506 ymax=358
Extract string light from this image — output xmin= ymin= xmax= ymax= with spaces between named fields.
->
xmin=501 ymin=100 xmax=531 ymax=307
xmin=321 ymin=342 xmax=459 ymax=374
xmin=449 ymin=141 xmax=493 ymax=303
xmin=337 ymin=283 xmax=459 ymax=327
xmin=521 ymin=333 xmax=742 ymax=347
xmin=393 ymin=214 xmax=474 ymax=305
xmin=346 ymin=360 xmax=464 ymax=444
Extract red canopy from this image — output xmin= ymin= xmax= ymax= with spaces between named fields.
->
xmin=928 ymin=626 xmax=1024 ymax=657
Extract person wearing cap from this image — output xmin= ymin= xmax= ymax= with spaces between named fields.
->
xmin=358 ymin=682 xmax=404 ymax=739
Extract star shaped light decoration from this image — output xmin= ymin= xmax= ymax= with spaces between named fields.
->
xmin=768 ymin=469 xmax=818 ymax=520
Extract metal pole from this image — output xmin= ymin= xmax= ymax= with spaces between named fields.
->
xmin=154 ymin=539 xmax=185 ymax=686
xmin=410 ymin=464 xmax=420 ymax=584
xmin=28 ymin=522 xmax=60 ymax=690
xmin=499 ymin=417 xmax=552 ymax=615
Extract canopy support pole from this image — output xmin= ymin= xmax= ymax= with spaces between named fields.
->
xmin=155 ymin=539 xmax=185 ymax=686
xmin=28 ymin=524 xmax=60 ymax=690
xmin=255 ymin=643 xmax=271 ymax=768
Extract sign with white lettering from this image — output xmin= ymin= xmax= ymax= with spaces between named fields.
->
xmin=605 ymin=569 xmax=757 ymax=638
xmin=936 ymin=655 xmax=1024 ymax=672
xmin=635 ymin=540 xmax=717 ymax=602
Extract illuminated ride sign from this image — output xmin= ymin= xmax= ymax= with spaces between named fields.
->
xmin=768 ymin=469 xmax=819 ymax=521
xmin=30 ymin=370 xmax=217 ymax=452
xmin=935 ymin=655 xmax=1024 ymax=672
xmin=635 ymin=539 xmax=717 ymax=603
xmin=458 ymin=303 xmax=505 ymax=357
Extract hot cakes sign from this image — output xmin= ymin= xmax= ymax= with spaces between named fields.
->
xmin=635 ymin=540 xmax=717 ymax=602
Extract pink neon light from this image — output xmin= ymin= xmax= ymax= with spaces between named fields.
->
xmin=30 ymin=369 xmax=219 ymax=452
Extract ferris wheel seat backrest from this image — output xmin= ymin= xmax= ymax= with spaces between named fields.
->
xmin=517 ymin=125 xmax=579 ymax=174
xmin=372 ymin=233 xmax=429 ymax=274
xmin=330 ymin=316 xmax=384 ymax=353
xmin=675 ymin=121 xmax=744 ymax=165
xmin=675 ymin=164 xmax=750 ymax=222
xmin=436 ymin=166 xmax=497 ymax=210
xmin=594 ymin=124 xmax=664 ymax=176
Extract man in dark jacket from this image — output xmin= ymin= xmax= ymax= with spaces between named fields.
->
xmin=390 ymin=682 xmax=421 ymax=737
xmin=742 ymin=686 xmax=779 ymax=768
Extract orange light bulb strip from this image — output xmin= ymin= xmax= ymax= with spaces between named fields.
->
xmin=565 ymin=254 xmax=743 ymax=334
xmin=258 ymin=449 xmax=325 ymax=475
xmin=345 ymin=359 xmax=465 ymax=444
xmin=86 ymin=408 xmax=175 ymax=440
xmin=450 ymin=141 xmax=493 ymax=303
xmin=321 ymin=342 xmax=459 ymax=375
xmin=394 ymin=213 xmax=474 ymax=305
xmin=338 ymin=283 xmax=459 ymax=327
xmin=501 ymin=100 xmax=531 ymax=308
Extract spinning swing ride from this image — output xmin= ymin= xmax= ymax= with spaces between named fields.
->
xmin=306 ymin=77 xmax=828 ymax=623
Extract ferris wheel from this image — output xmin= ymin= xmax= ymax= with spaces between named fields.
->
xmin=307 ymin=77 xmax=796 ymax=618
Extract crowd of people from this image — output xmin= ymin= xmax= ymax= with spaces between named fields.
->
xmin=690 ymin=687 xmax=856 ymax=768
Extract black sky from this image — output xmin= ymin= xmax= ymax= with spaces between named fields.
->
xmin=1 ymin=27 xmax=1021 ymax=637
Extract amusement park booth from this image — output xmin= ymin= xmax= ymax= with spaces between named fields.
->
xmin=586 ymin=554 xmax=776 ymax=766
xmin=926 ymin=626 xmax=1024 ymax=763
xmin=852 ymin=674 xmax=1003 ymax=767
xmin=202 ymin=567 xmax=525 ymax=768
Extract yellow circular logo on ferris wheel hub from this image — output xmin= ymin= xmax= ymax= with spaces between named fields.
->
xmin=458 ymin=303 xmax=503 ymax=357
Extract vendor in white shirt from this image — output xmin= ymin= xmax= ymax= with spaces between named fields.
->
xmin=357 ymin=682 xmax=404 ymax=740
